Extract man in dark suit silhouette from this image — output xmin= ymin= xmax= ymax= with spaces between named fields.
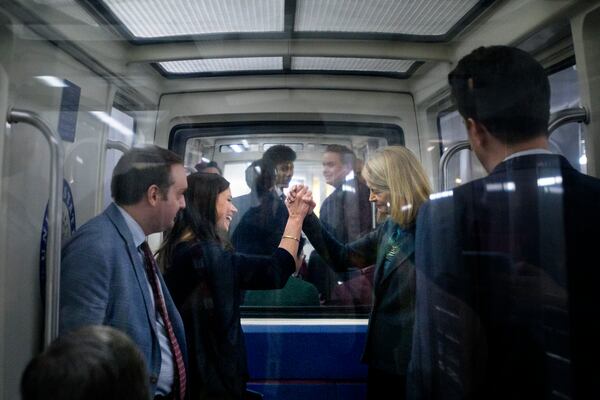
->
xmin=307 ymin=144 xmax=372 ymax=303
xmin=410 ymin=46 xmax=600 ymax=400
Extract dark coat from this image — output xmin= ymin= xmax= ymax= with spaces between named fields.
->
xmin=303 ymin=213 xmax=416 ymax=375
xmin=320 ymin=177 xmax=372 ymax=243
xmin=307 ymin=178 xmax=373 ymax=302
xmin=165 ymin=242 xmax=294 ymax=399
xmin=410 ymin=154 xmax=600 ymax=399
xmin=231 ymin=191 xmax=288 ymax=256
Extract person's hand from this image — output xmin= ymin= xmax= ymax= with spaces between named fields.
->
xmin=287 ymin=184 xmax=301 ymax=204
xmin=287 ymin=184 xmax=316 ymax=215
xmin=286 ymin=185 xmax=314 ymax=218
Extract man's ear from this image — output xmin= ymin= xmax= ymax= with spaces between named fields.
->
xmin=146 ymin=184 xmax=160 ymax=206
xmin=465 ymin=118 xmax=488 ymax=150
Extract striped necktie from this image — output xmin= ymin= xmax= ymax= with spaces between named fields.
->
xmin=140 ymin=241 xmax=186 ymax=400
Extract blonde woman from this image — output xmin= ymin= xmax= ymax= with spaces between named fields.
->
xmin=289 ymin=146 xmax=431 ymax=399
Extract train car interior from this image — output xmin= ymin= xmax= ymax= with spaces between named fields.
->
xmin=1 ymin=0 xmax=600 ymax=399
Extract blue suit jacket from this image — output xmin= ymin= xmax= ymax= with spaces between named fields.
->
xmin=410 ymin=154 xmax=600 ymax=399
xmin=60 ymin=203 xmax=187 ymax=395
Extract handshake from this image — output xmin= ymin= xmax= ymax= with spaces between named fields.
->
xmin=285 ymin=184 xmax=317 ymax=217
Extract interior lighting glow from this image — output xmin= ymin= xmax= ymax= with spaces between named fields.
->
xmin=90 ymin=111 xmax=134 ymax=138
xmin=292 ymin=57 xmax=414 ymax=73
xmin=486 ymin=182 xmax=515 ymax=192
xmin=537 ymin=176 xmax=563 ymax=187
xmin=160 ymin=57 xmax=283 ymax=74
xmin=104 ymin=0 xmax=284 ymax=38
xmin=230 ymin=144 xmax=243 ymax=153
xmin=429 ymin=191 xmax=453 ymax=200
xmin=35 ymin=76 xmax=68 ymax=88
xmin=295 ymin=0 xmax=480 ymax=36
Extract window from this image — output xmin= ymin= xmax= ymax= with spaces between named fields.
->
xmin=173 ymin=122 xmax=399 ymax=315
xmin=548 ymin=64 xmax=586 ymax=173
xmin=436 ymin=109 xmax=486 ymax=190
xmin=103 ymin=107 xmax=135 ymax=208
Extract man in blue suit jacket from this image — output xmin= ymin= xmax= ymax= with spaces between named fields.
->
xmin=410 ymin=46 xmax=600 ymax=399
xmin=60 ymin=146 xmax=188 ymax=399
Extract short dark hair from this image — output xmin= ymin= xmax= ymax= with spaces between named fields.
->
xmin=21 ymin=326 xmax=149 ymax=400
xmin=195 ymin=160 xmax=222 ymax=175
xmin=324 ymin=144 xmax=356 ymax=167
xmin=448 ymin=46 xmax=550 ymax=144
xmin=263 ymin=144 xmax=297 ymax=165
xmin=111 ymin=145 xmax=182 ymax=205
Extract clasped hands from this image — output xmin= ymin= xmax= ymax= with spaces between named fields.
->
xmin=285 ymin=184 xmax=317 ymax=216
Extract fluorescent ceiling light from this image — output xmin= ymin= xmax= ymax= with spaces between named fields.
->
xmin=295 ymin=0 xmax=479 ymax=36
xmin=292 ymin=57 xmax=414 ymax=73
xmin=230 ymin=144 xmax=243 ymax=153
xmin=103 ymin=0 xmax=284 ymax=38
xmin=35 ymin=76 xmax=68 ymax=88
xmin=159 ymin=57 xmax=283 ymax=74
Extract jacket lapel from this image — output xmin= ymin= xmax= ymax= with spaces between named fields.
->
xmin=374 ymin=226 xmax=415 ymax=289
xmin=105 ymin=204 xmax=157 ymax=334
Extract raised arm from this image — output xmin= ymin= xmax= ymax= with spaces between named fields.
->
xmin=291 ymin=184 xmax=379 ymax=272
xmin=276 ymin=185 xmax=313 ymax=269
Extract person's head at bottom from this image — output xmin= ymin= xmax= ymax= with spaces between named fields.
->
xmin=21 ymin=325 xmax=150 ymax=400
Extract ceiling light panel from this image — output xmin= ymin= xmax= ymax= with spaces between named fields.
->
xmin=103 ymin=0 xmax=284 ymax=38
xmin=292 ymin=57 xmax=415 ymax=73
xmin=159 ymin=57 xmax=283 ymax=74
xmin=295 ymin=0 xmax=480 ymax=36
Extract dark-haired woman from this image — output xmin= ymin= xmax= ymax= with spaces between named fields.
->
xmin=158 ymin=172 xmax=312 ymax=400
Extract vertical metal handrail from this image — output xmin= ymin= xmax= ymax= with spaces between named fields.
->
xmin=7 ymin=108 xmax=64 ymax=348
xmin=438 ymin=140 xmax=471 ymax=191
xmin=438 ymin=107 xmax=589 ymax=191
xmin=106 ymin=139 xmax=130 ymax=153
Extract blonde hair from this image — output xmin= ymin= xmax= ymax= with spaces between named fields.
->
xmin=362 ymin=146 xmax=431 ymax=227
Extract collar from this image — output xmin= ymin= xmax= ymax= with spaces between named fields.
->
xmin=503 ymin=148 xmax=553 ymax=162
xmin=115 ymin=204 xmax=146 ymax=248
xmin=274 ymin=187 xmax=285 ymax=198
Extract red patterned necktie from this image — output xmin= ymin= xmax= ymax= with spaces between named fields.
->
xmin=140 ymin=241 xmax=186 ymax=400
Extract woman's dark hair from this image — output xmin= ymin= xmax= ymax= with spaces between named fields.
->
xmin=159 ymin=172 xmax=230 ymax=270
xmin=253 ymin=158 xmax=277 ymax=198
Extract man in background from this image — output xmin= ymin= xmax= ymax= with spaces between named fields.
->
xmin=307 ymin=145 xmax=372 ymax=303
xmin=195 ymin=160 xmax=222 ymax=175
xmin=263 ymin=144 xmax=297 ymax=202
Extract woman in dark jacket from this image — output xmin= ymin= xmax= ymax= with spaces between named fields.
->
xmin=158 ymin=172 xmax=313 ymax=400
xmin=290 ymin=146 xmax=431 ymax=399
